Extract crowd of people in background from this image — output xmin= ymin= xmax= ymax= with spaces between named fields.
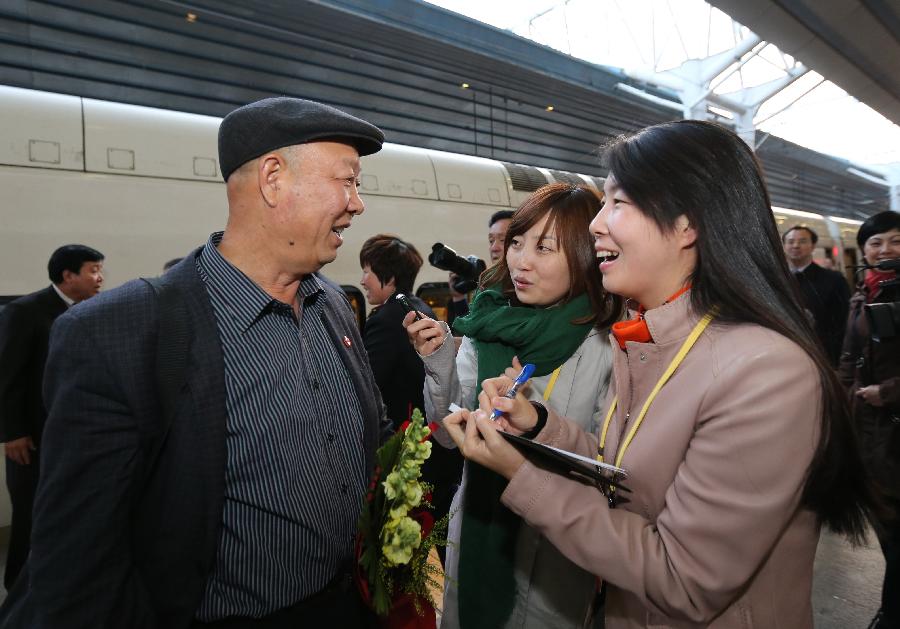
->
xmin=0 ymin=96 xmax=897 ymax=629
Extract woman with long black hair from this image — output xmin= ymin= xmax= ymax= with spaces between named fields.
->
xmin=442 ymin=120 xmax=880 ymax=629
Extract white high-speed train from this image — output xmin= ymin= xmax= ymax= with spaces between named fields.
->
xmin=1 ymin=85 xmax=862 ymax=303
xmin=0 ymin=85 xmax=600 ymax=307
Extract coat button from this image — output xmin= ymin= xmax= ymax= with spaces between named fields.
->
xmin=639 ymin=352 xmax=647 ymax=362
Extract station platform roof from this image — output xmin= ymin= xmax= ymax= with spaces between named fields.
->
xmin=0 ymin=0 xmax=889 ymax=218
xmin=708 ymin=0 xmax=900 ymax=127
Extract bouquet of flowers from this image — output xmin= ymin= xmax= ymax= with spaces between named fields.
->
xmin=356 ymin=409 xmax=449 ymax=628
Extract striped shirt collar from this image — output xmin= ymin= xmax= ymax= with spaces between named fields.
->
xmin=199 ymin=232 xmax=323 ymax=333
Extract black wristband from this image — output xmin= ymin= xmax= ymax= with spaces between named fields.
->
xmin=520 ymin=402 xmax=548 ymax=440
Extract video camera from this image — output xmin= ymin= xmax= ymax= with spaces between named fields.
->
xmin=863 ymin=258 xmax=900 ymax=342
xmin=428 ymin=243 xmax=486 ymax=294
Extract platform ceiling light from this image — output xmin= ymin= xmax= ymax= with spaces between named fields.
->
xmin=546 ymin=105 xmax=554 ymax=112
xmin=460 ymin=83 xmax=470 ymax=89
xmin=186 ymin=12 xmax=198 ymax=23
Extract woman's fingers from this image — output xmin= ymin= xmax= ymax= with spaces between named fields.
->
xmin=474 ymin=390 xmax=513 ymax=431
xmin=442 ymin=410 xmax=468 ymax=448
xmin=403 ymin=315 xmax=447 ymax=355
xmin=481 ymin=375 xmax=513 ymax=402
xmin=478 ymin=377 xmax=537 ymax=434
xmin=476 ymin=388 xmax=514 ymax=418
xmin=446 ymin=408 xmax=526 ymax=479
xmin=463 ymin=408 xmax=481 ymax=447
xmin=474 ymin=412 xmax=509 ymax=448
xmin=461 ymin=411 xmax=527 ymax=479
xmin=490 ymin=395 xmax=517 ymax=415
xmin=401 ymin=310 xmax=418 ymax=328
xmin=476 ymin=389 xmax=493 ymax=415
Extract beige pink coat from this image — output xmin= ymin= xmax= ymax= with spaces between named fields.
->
xmin=501 ymin=295 xmax=822 ymax=628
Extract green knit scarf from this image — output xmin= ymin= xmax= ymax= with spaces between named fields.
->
xmin=452 ymin=288 xmax=594 ymax=629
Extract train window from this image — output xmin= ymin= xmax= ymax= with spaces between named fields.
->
xmin=416 ymin=282 xmax=452 ymax=323
xmin=340 ymin=286 xmax=366 ymax=331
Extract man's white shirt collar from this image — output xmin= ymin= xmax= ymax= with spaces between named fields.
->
xmin=51 ymin=283 xmax=75 ymax=307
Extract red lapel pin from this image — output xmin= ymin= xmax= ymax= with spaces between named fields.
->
xmin=342 ymin=335 xmax=352 ymax=348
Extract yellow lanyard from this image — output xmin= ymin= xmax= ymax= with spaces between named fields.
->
xmin=543 ymin=366 xmax=562 ymax=401
xmin=597 ymin=311 xmax=715 ymax=469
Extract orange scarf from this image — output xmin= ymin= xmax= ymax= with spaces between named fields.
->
xmin=611 ymin=286 xmax=691 ymax=350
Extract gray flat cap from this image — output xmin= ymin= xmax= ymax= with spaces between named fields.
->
xmin=218 ymin=96 xmax=384 ymax=181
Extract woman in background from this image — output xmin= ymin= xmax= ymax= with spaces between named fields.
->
xmin=405 ymin=183 xmax=622 ymax=629
xmin=359 ymin=234 xmax=461 ymax=536
xmin=443 ymin=121 xmax=880 ymax=629
xmin=840 ymin=211 xmax=900 ymax=629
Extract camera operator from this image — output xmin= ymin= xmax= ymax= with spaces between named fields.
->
xmin=487 ymin=209 xmax=513 ymax=264
xmin=445 ymin=211 xmax=513 ymax=326
xmin=839 ymin=210 xmax=900 ymax=629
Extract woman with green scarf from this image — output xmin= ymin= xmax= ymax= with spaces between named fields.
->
xmin=404 ymin=183 xmax=622 ymax=629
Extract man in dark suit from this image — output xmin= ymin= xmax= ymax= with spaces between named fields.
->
xmin=0 ymin=244 xmax=104 ymax=590
xmin=783 ymin=225 xmax=851 ymax=365
xmin=0 ymin=99 xmax=392 ymax=629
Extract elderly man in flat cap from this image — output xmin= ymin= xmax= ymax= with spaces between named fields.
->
xmin=0 ymin=98 xmax=393 ymax=629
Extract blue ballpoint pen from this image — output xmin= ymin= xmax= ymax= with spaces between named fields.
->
xmin=490 ymin=363 xmax=536 ymax=421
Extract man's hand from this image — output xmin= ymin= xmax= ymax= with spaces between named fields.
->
xmin=448 ymin=272 xmax=467 ymax=301
xmin=4 ymin=436 xmax=36 ymax=465
xmin=857 ymin=385 xmax=884 ymax=407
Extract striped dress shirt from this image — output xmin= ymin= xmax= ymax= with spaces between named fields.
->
xmin=195 ymin=233 xmax=366 ymax=620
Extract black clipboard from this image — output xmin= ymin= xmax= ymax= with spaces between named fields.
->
xmin=500 ymin=431 xmax=630 ymax=493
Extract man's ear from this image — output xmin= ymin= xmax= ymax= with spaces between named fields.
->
xmin=60 ymin=269 xmax=75 ymax=285
xmin=675 ymin=215 xmax=697 ymax=249
xmin=258 ymin=153 xmax=286 ymax=208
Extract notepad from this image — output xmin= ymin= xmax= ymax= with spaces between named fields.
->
xmin=447 ymin=403 xmax=629 ymax=492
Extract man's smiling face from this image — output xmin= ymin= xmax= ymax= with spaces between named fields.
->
xmin=274 ymin=141 xmax=365 ymax=275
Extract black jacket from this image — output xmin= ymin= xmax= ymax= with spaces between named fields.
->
xmin=0 ymin=286 xmax=68 ymax=445
xmin=0 ymin=249 xmax=391 ymax=629
xmin=839 ymin=281 xmax=900 ymax=510
xmin=363 ymin=293 xmax=435 ymax=428
xmin=792 ymin=262 xmax=851 ymax=365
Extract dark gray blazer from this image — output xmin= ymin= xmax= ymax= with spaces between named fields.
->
xmin=0 ymin=286 xmax=68 ymax=445
xmin=0 ymin=247 xmax=391 ymax=629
